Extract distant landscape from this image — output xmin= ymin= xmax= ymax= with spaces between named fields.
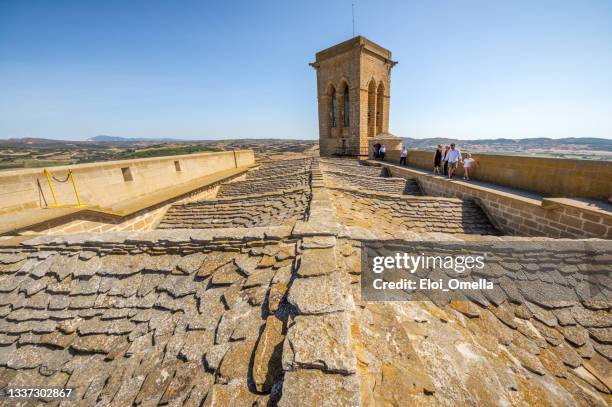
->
xmin=401 ymin=137 xmax=612 ymax=161
xmin=0 ymin=136 xmax=318 ymax=170
xmin=0 ymin=135 xmax=609 ymax=170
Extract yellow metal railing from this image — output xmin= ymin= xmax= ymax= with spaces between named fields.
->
xmin=42 ymin=168 xmax=84 ymax=208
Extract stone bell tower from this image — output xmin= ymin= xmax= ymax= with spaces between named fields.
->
xmin=310 ymin=36 xmax=397 ymax=157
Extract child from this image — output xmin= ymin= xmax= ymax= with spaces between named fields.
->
xmin=462 ymin=153 xmax=478 ymax=180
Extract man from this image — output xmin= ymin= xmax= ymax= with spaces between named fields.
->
xmin=379 ymin=144 xmax=386 ymax=161
xmin=445 ymin=143 xmax=462 ymax=179
xmin=399 ymin=147 xmax=408 ymax=166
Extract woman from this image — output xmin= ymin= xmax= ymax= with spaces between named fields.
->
xmin=442 ymin=145 xmax=450 ymax=176
xmin=433 ymin=145 xmax=442 ymax=174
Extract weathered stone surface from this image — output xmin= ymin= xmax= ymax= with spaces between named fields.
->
xmin=215 ymin=301 xmax=261 ymax=344
xmin=510 ymin=346 xmax=547 ymax=376
xmin=297 ymin=248 xmax=337 ymax=277
xmin=278 ymin=369 xmax=360 ymax=407
xmin=302 ymin=236 xmax=337 ymax=249
xmin=205 ymin=343 xmax=230 ymax=371
xmin=178 ymin=331 xmax=214 ymax=362
xmin=176 ymin=253 xmax=206 ymax=274
xmin=287 ymin=272 xmax=349 ymax=315
xmin=283 ymin=313 xmax=356 ymax=374
xmin=71 ymin=335 xmax=126 ymax=354
xmin=244 ymin=267 xmax=276 ymax=288
xmin=253 ymin=315 xmax=284 ymax=392
xmin=450 ymin=300 xmax=481 ymax=318
xmin=196 ymin=252 xmax=234 ymax=279
xmin=204 ymin=380 xmax=262 ymax=407
xmin=210 ymin=262 xmax=244 ymax=286
xmin=267 ymin=281 xmax=289 ymax=314
xmin=217 ymin=340 xmax=257 ymax=383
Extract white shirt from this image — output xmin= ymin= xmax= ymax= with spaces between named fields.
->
xmin=380 ymin=146 xmax=386 ymax=153
xmin=445 ymin=149 xmax=462 ymax=163
xmin=463 ymin=158 xmax=475 ymax=168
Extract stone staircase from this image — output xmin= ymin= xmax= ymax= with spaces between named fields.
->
xmin=331 ymin=187 xmax=500 ymax=235
xmin=324 ymin=169 xmax=422 ymax=195
xmin=245 ymin=158 xmax=313 ymax=180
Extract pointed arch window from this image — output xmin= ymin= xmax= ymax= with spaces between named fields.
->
xmin=343 ymin=87 xmax=350 ymax=127
xmin=330 ymin=88 xmax=337 ymax=128
xmin=376 ymin=82 xmax=385 ymax=135
xmin=367 ymin=80 xmax=376 ymax=137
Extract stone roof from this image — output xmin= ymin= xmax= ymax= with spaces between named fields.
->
xmin=0 ymin=156 xmax=609 ymax=406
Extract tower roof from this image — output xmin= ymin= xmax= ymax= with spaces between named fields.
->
xmin=312 ymin=36 xmax=395 ymax=66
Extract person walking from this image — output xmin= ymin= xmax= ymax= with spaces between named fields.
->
xmin=372 ymin=144 xmax=379 ymax=159
xmin=462 ymin=153 xmax=478 ymax=180
xmin=379 ymin=144 xmax=386 ymax=161
xmin=399 ymin=147 xmax=408 ymax=166
xmin=442 ymin=145 xmax=450 ymax=176
xmin=445 ymin=143 xmax=462 ymax=179
xmin=433 ymin=145 xmax=442 ymax=174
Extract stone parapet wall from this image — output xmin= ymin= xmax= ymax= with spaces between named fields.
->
xmin=14 ymin=172 xmax=239 ymax=235
xmin=0 ymin=150 xmax=255 ymax=214
xmin=384 ymin=164 xmax=612 ymax=239
xmin=395 ymin=150 xmax=612 ymax=199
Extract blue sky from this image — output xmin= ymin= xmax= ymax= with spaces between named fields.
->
xmin=1 ymin=0 xmax=611 ymax=141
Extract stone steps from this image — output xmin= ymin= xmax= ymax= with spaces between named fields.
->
xmin=157 ymin=189 xmax=311 ymax=229
xmin=330 ymin=187 xmax=500 ymax=235
xmin=324 ymin=169 xmax=422 ymax=195
xmin=217 ymin=172 xmax=310 ymax=197
xmin=246 ymin=158 xmax=313 ymax=180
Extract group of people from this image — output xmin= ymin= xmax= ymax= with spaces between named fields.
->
xmin=434 ymin=143 xmax=477 ymax=180
xmin=372 ymin=142 xmax=478 ymax=181
xmin=372 ymin=144 xmax=406 ymax=165
xmin=372 ymin=144 xmax=387 ymax=161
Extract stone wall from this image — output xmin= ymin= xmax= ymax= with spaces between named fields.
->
xmin=0 ymin=150 xmax=255 ymax=214
xmin=19 ymin=179 xmax=226 ymax=235
xmin=384 ymin=164 xmax=612 ymax=239
xmin=397 ymin=150 xmax=612 ymax=199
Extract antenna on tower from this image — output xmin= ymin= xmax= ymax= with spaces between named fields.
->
xmin=352 ymin=2 xmax=355 ymax=37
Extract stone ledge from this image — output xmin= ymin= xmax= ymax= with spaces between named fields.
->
xmin=0 ymin=165 xmax=254 ymax=236
xmin=369 ymin=162 xmax=544 ymax=207
xmin=542 ymin=198 xmax=612 ymax=220
xmin=14 ymin=226 xmax=294 ymax=247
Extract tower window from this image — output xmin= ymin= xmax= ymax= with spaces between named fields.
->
xmin=174 ymin=161 xmax=181 ymax=171
xmin=343 ymin=88 xmax=350 ymax=127
xmin=331 ymin=91 xmax=337 ymax=128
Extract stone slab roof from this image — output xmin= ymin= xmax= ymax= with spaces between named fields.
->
xmin=0 ymin=231 xmax=610 ymax=406
xmin=0 ymin=156 xmax=609 ymax=406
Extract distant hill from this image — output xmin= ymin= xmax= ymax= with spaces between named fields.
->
xmin=401 ymin=137 xmax=612 ymax=153
xmin=88 ymin=135 xmax=180 ymax=143
xmin=1 ymin=136 xmax=609 ymax=153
